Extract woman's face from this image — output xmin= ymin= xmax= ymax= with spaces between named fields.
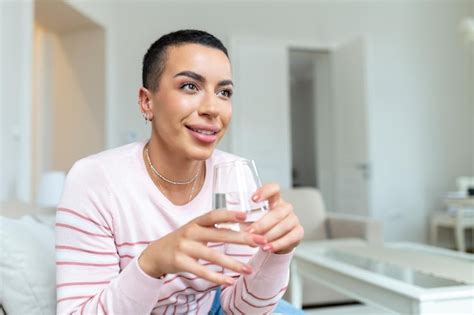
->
xmin=148 ymin=43 xmax=233 ymax=161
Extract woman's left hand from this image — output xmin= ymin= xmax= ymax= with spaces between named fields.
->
xmin=245 ymin=183 xmax=304 ymax=254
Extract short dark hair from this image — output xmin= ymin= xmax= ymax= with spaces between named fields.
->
xmin=142 ymin=29 xmax=229 ymax=91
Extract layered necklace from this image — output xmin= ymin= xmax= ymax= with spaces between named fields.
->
xmin=145 ymin=145 xmax=201 ymax=203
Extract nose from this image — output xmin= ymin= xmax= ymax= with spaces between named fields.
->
xmin=197 ymin=93 xmax=219 ymax=118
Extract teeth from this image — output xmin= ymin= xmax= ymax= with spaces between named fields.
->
xmin=192 ymin=128 xmax=215 ymax=135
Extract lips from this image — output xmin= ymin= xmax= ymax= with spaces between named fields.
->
xmin=185 ymin=124 xmax=220 ymax=143
xmin=186 ymin=126 xmax=218 ymax=135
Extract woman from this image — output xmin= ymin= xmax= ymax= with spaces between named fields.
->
xmin=56 ymin=30 xmax=304 ymax=314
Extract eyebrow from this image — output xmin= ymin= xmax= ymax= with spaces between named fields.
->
xmin=174 ymin=70 xmax=234 ymax=87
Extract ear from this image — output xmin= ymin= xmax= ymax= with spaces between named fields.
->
xmin=138 ymin=87 xmax=154 ymax=120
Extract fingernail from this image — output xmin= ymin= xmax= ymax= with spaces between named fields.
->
xmin=225 ymin=278 xmax=235 ymax=285
xmin=252 ymin=194 xmax=260 ymax=202
xmin=253 ymin=235 xmax=267 ymax=244
xmin=263 ymin=244 xmax=273 ymax=251
xmin=236 ymin=212 xmax=246 ymax=220
xmin=246 ymin=227 xmax=255 ymax=234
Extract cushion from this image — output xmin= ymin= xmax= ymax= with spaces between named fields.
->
xmin=0 ymin=215 xmax=56 ymax=315
xmin=281 ymin=187 xmax=328 ymax=240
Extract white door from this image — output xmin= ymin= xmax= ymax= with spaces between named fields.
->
xmin=331 ymin=38 xmax=370 ymax=215
xmin=228 ymin=38 xmax=292 ymax=188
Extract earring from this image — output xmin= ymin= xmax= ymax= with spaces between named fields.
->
xmin=142 ymin=112 xmax=148 ymax=125
xmin=145 ymin=102 xmax=152 ymax=124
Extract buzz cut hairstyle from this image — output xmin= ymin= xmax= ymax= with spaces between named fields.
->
xmin=142 ymin=29 xmax=229 ymax=91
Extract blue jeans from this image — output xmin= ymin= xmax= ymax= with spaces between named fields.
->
xmin=208 ymin=287 xmax=304 ymax=315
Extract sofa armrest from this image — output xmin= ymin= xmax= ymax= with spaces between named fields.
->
xmin=326 ymin=212 xmax=383 ymax=244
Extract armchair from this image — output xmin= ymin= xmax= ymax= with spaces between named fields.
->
xmin=281 ymin=187 xmax=383 ymax=306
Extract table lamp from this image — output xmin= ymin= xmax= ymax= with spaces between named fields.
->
xmin=460 ymin=18 xmax=474 ymax=43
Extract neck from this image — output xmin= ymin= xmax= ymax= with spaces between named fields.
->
xmin=145 ymin=136 xmax=203 ymax=185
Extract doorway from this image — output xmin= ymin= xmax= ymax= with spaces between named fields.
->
xmin=32 ymin=0 xmax=106 ymax=201
xmin=289 ymin=39 xmax=370 ymax=215
xmin=289 ymin=49 xmax=335 ymax=210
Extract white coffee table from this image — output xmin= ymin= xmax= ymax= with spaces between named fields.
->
xmin=290 ymin=240 xmax=474 ymax=314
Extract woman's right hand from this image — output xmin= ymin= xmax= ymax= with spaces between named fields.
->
xmin=138 ymin=210 xmax=267 ymax=285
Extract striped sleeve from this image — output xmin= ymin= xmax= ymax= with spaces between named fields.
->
xmin=220 ymin=247 xmax=293 ymax=314
xmin=56 ymin=159 xmax=164 ymax=314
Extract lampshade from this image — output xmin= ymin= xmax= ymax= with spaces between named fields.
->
xmin=36 ymin=171 xmax=66 ymax=208
xmin=460 ymin=18 xmax=474 ymax=43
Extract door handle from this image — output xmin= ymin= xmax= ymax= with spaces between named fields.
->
xmin=355 ymin=163 xmax=371 ymax=180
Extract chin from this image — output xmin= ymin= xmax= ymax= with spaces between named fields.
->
xmin=185 ymin=133 xmax=226 ymax=161
xmin=186 ymin=144 xmax=216 ymax=161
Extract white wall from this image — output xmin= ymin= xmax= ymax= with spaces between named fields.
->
xmin=1 ymin=1 xmax=33 ymax=203
xmin=32 ymin=26 xmax=53 ymax=202
xmin=366 ymin=2 xmax=473 ymax=241
xmin=471 ymin=1 xmax=474 ymax=174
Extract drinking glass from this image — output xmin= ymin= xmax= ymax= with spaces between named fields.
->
xmin=212 ymin=159 xmax=268 ymax=231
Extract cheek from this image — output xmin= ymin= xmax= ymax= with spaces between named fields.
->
xmin=158 ymin=94 xmax=196 ymax=122
xmin=222 ymin=104 xmax=232 ymax=127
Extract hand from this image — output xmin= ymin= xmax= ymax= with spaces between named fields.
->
xmin=138 ymin=210 xmax=267 ymax=285
xmin=246 ymin=183 xmax=304 ymax=254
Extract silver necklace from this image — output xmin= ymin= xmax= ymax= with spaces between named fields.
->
xmin=187 ymin=175 xmax=198 ymax=203
xmin=145 ymin=146 xmax=200 ymax=185
xmin=151 ymin=164 xmax=199 ymax=203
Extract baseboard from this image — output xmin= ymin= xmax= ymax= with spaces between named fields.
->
xmin=302 ymin=301 xmax=361 ymax=310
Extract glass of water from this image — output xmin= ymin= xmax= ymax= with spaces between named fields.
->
xmin=212 ymin=159 xmax=268 ymax=231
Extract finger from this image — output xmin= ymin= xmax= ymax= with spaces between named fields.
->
xmin=252 ymin=183 xmax=282 ymax=207
xmin=195 ymin=209 xmax=247 ymax=227
xmin=246 ymin=203 xmax=290 ymax=234
xmin=265 ymin=226 xmax=304 ymax=253
xmin=262 ymin=213 xmax=298 ymax=243
xmin=183 ymin=240 xmax=253 ymax=276
xmin=192 ymin=226 xmax=267 ymax=247
xmin=177 ymin=255 xmax=236 ymax=286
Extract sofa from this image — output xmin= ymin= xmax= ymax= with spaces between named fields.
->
xmin=0 ymin=201 xmax=56 ymax=315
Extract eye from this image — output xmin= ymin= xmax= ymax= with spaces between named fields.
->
xmin=180 ymin=82 xmax=198 ymax=92
xmin=218 ymin=89 xmax=233 ymax=98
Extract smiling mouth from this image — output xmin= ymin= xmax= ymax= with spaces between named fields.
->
xmin=185 ymin=126 xmax=218 ymax=135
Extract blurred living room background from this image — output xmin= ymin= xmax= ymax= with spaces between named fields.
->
xmin=1 ymin=0 xmax=473 ymax=314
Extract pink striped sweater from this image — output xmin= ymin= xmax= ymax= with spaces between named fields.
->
xmin=55 ymin=140 xmax=292 ymax=314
